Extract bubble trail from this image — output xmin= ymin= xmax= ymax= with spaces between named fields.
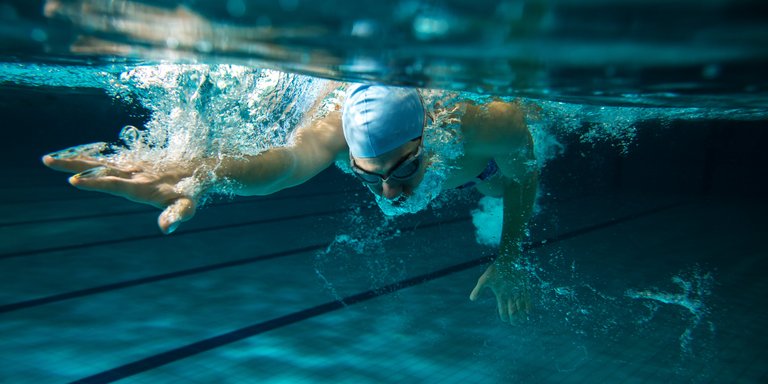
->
xmin=626 ymin=268 xmax=714 ymax=354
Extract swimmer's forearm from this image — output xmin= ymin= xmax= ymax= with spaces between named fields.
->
xmin=208 ymin=147 xmax=299 ymax=196
xmin=498 ymin=171 xmax=538 ymax=263
xmin=198 ymin=112 xmax=343 ymax=197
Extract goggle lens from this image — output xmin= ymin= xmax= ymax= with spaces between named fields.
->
xmin=351 ymin=146 xmax=422 ymax=184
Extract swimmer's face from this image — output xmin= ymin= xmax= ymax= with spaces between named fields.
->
xmin=350 ymin=139 xmax=426 ymax=203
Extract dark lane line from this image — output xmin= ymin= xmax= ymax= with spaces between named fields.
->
xmin=0 ymin=216 xmax=471 ymax=314
xmin=0 ymin=208 xmax=351 ymax=260
xmin=525 ymin=202 xmax=683 ymax=246
xmin=72 ymin=257 xmax=491 ymax=384
xmin=0 ymin=244 xmax=329 ymax=314
xmin=0 ymin=189 xmax=352 ymax=228
xmin=70 ymin=202 xmax=687 ymax=384
xmin=0 ymin=201 xmax=683 ymax=311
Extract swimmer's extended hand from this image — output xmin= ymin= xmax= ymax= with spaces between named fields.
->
xmin=42 ymin=142 xmax=198 ymax=234
xmin=470 ymin=259 xmax=531 ymax=324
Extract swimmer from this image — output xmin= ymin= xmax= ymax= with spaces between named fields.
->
xmin=42 ymin=84 xmax=538 ymax=323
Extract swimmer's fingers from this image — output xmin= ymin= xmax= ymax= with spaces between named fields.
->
xmin=68 ymin=171 xmax=140 ymax=197
xmin=509 ymin=297 xmax=529 ymax=325
xmin=42 ymin=142 xmax=110 ymax=173
xmin=489 ymin=295 xmax=520 ymax=325
xmin=47 ymin=142 xmax=108 ymax=159
xmin=470 ymin=267 xmax=492 ymax=301
xmin=158 ymin=197 xmax=197 ymax=234
xmin=522 ymin=296 xmax=532 ymax=313
xmin=508 ymin=294 xmax=532 ymax=325
xmin=69 ymin=165 xmax=198 ymax=234
xmin=497 ymin=295 xmax=510 ymax=323
xmin=68 ymin=167 xmax=166 ymax=206
xmin=508 ymin=298 xmax=518 ymax=324
xmin=496 ymin=291 xmax=527 ymax=324
xmin=472 ymin=264 xmax=533 ymax=324
xmin=43 ymin=154 xmax=109 ymax=173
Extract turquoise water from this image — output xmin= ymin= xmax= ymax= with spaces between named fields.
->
xmin=0 ymin=1 xmax=767 ymax=383
xmin=3 ymin=0 xmax=768 ymax=108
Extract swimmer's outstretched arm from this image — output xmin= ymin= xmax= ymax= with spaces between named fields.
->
xmin=218 ymin=111 xmax=346 ymax=196
xmin=42 ymin=112 xmax=347 ymax=234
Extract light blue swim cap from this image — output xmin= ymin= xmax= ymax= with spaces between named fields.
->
xmin=342 ymin=84 xmax=425 ymax=158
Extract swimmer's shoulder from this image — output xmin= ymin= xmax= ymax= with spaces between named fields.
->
xmin=459 ymin=99 xmax=530 ymax=154
xmin=293 ymin=111 xmax=347 ymax=158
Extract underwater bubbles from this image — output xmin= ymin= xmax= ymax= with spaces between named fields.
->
xmin=119 ymin=125 xmax=142 ymax=147
xmin=626 ymin=267 xmax=715 ymax=355
xmin=102 ymin=64 xmax=331 ymax=193
xmin=313 ymin=207 xmax=407 ymax=302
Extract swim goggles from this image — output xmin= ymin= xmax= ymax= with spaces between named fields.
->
xmin=350 ymin=143 xmax=423 ymax=184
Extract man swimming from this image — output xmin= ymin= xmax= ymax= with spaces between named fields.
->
xmin=43 ymin=84 xmax=538 ymax=323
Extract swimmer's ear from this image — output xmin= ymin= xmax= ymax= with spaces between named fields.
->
xmin=158 ymin=197 xmax=197 ymax=234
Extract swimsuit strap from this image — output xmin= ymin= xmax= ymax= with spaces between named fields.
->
xmin=455 ymin=159 xmax=500 ymax=190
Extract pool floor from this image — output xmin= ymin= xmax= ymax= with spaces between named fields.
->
xmin=0 ymin=167 xmax=765 ymax=383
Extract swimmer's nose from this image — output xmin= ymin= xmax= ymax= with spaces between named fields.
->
xmin=381 ymin=181 xmax=403 ymax=200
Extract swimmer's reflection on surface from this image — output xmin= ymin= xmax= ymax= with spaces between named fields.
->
xmin=43 ymin=84 xmax=538 ymax=324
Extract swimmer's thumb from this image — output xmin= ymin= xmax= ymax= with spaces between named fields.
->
xmin=158 ymin=197 xmax=197 ymax=235
xmin=470 ymin=271 xmax=490 ymax=301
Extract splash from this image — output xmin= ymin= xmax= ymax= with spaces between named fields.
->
xmin=3 ymin=60 xmax=762 ymax=172
xmin=3 ymin=61 xmax=762 ymax=209
xmin=1 ymin=64 xmax=328 ymax=173
xmin=526 ymin=100 xmax=766 ymax=154
xmin=372 ymin=168 xmax=446 ymax=216
xmin=626 ymin=267 xmax=715 ymax=354
xmin=105 ymin=64 xmax=328 ymax=166
xmin=523 ymin=250 xmax=716 ymax=363
xmin=530 ymin=253 xmax=621 ymax=338
xmin=7 ymin=63 xmax=330 ymax=200
xmin=313 ymin=207 xmax=407 ymax=301
xmin=471 ymin=196 xmax=504 ymax=246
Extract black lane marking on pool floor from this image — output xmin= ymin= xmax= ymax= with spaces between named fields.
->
xmin=70 ymin=202 xmax=686 ymax=384
xmin=0 ymin=217 xmax=472 ymax=315
xmin=71 ymin=258 xmax=492 ymax=384
xmin=0 ymin=208 xmax=351 ymax=260
xmin=0 ymin=244 xmax=328 ymax=314
xmin=0 ymin=189 xmax=353 ymax=228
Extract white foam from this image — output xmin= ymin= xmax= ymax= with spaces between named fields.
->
xmin=471 ymin=196 xmax=504 ymax=246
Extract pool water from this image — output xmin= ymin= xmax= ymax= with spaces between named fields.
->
xmin=1 ymin=87 xmax=765 ymax=382
xmin=1 ymin=1 xmax=767 ymax=383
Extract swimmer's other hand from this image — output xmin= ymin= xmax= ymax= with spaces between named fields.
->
xmin=469 ymin=261 xmax=531 ymax=324
xmin=42 ymin=144 xmax=198 ymax=234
